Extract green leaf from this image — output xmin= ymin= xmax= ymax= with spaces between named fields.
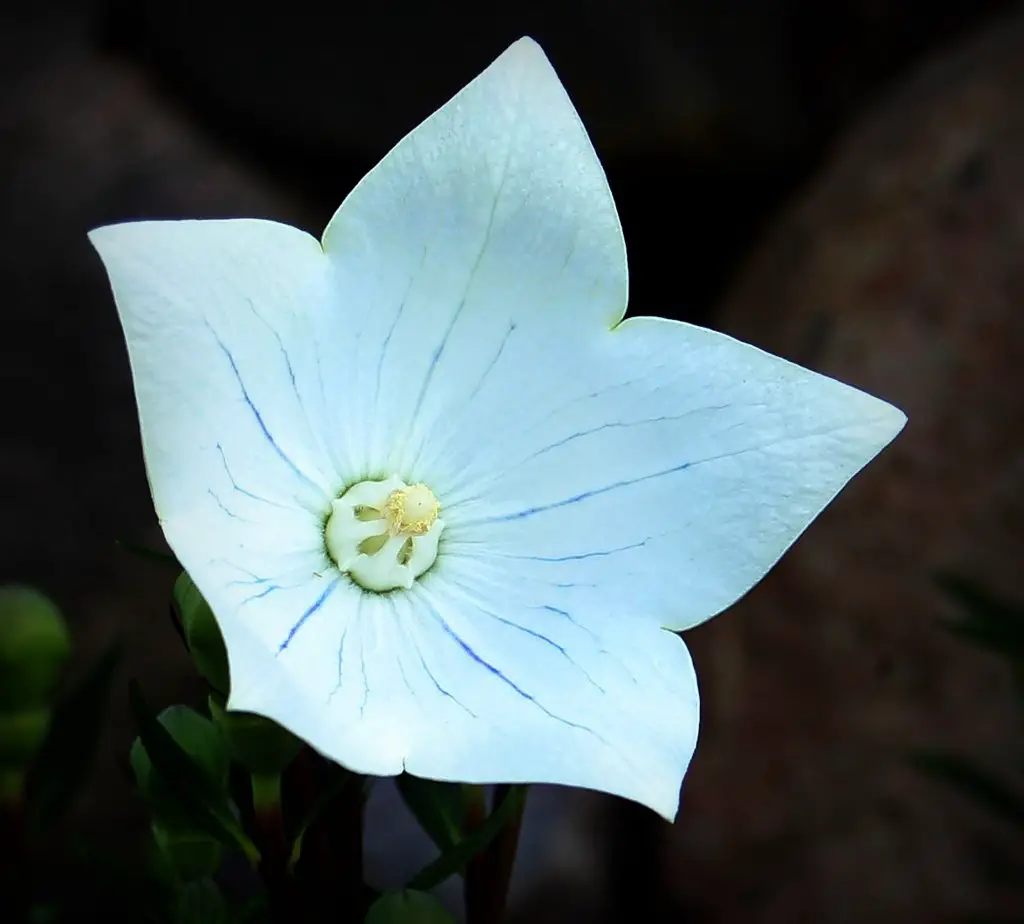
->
xmin=913 ymin=750 xmax=1024 ymax=827
xmin=25 ymin=641 xmax=121 ymax=830
xmin=174 ymin=573 xmax=230 ymax=695
xmin=153 ymin=823 xmax=224 ymax=883
xmin=364 ymin=890 xmax=455 ymax=924
xmin=406 ymin=785 xmax=527 ymax=892
xmin=115 ymin=538 xmax=178 ymax=567
xmin=395 ymin=775 xmax=466 ymax=852
xmin=287 ymin=769 xmax=358 ymax=872
xmin=936 ymin=574 xmax=1024 ymax=661
xmin=208 ymin=695 xmax=302 ymax=776
xmin=173 ymin=878 xmax=228 ymax=924
xmin=131 ymin=705 xmax=230 ymax=802
xmin=128 ymin=681 xmax=260 ymax=865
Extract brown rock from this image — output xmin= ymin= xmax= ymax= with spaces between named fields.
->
xmin=670 ymin=11 xmax=1024 ymax=924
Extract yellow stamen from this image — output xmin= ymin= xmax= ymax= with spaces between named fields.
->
xmin=384 ymin=483 xmax=440 ymax=537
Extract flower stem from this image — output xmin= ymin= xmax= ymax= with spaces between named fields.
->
xmin=294 ymin=750 xmax=367 ymax=922
xmin=464 ymin=784 xmax=528 ymax=924
xmin=251 ymin=772 xmax=298 ymax=922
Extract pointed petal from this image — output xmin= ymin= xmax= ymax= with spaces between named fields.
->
xmin=442 ymin=317 xmax=906 ymax=632
xmin=318 ymin=37 xmax=627 ymax=478
xmin=216 ymin=541 xmax=698 ymax=819
xmin=91 ymin=220 xmax=352 ymax=711
xmin=90 ymin=219 xmax=344 ymax=522
xmin=406 ymin=570 xmax=698 ymax=820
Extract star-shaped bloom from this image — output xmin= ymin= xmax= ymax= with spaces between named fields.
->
xmin=90 ymin=39 xmax=905 ymax=820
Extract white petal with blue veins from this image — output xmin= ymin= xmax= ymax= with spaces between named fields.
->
xmin=441 ymin=316 xmax=906 ymax=632
xmin=89 ymin=218 xmax=351 ymax=518
xmin=320 ymin=38 xmax=627 ymax=481
xmin=89 ymin=35 xmax=905 ymax=821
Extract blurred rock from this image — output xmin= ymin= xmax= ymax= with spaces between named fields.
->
xmin=667 ymin=10 xmax=1024 ymax=923
xmin=96 ymin=0 xmax=807 ymax=166
xmin=0 ymin=3 xmax=313 ymax=888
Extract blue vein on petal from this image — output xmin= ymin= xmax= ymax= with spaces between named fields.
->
xmin=520 ymin=407 xmax=730 ymax=467
xmin=474 ymin=602 xmax=604 ymax=692
xmin=327 ymin=618 xmax=350 ymax=704
xmin=426 ymin=605 xmax=599 ymax=735
xmin=413 ymin=640 xmax=477 ymax=718
xmin=393 ymin=598 xmax=476 ymax=718
xmin=278 ymin=578 xmax=341 ymax=653
xmin=246 ymin=298 xmax=297 ymax=392
xmin=242 ymin=584 xmax=281 ymax=604
xmin=374 ymin=248 xmax=427 ymax=417
xmin=207 ymin=323 xmax=321 ymax=494
xmin=481 ymin=461 xmax=695 ymax=525
xmin=357 ymin=630 xmax=369 ymax=718
xmin=216 ymin=443 xmax=289 ymax=509
xmin=416 ymin=321 xmax=516 ymax=473
xmin=535 ymin=605 xmax=634 ymax=682
xmin=407 ymin=171 xmax=507 ymax=430
xmin=490 ymin=539 xmax=649 ymax=562
xmin=466 ymin=322 xmax=515 ymax=408
xmin=207 ymin=489 xmax=247 ymax=521
xmin=536 ymin=604 xmax=600 ymax=642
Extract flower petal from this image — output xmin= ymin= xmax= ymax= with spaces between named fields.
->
xmin=212 ymin=536 xmax=697 ymax=819
xmin=406 ymin=568 xmax=698 ymax=820
xmin=89 ymin=219 xmax=347 ymax=520
xmin=441 ymin=316 xmax=906 ymax=632
xmin=318 ymin=37 xmax=627 ymax=479
xmin=90 ymin=219 xmax=352 ymax=703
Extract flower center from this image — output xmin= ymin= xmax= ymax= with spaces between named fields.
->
xmin=325 ymin=475 xmax=444 ymax=592
xmin=384 ymin=483 xmax=440 ymax=537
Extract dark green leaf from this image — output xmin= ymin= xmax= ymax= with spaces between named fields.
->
xmin=209 ymin=695 xmax=302 ymax=776
xmin=115 ymin=538 xmax=178 ymax=567
xmin=396 ymin=775 xmax=465 ymax=852
xmin=25 ymin=641 xmax=121 ymax=830
xmin=128 ymin=681 xmax=259 ymax=865
xmin=153 ymin=823 xmax=224 ymax=883
xmin=287 ymin=769 xmax=357 ymax=872
xmin=173 ymin=878 xmax=228 ymax=924
xmin=364 ymin=890 xmax=455 ymax=924
xmin=406 ymin=785 xmax=527 ymax=892
xmin=913 ymin=749 xmax=1024 ymax=827
xmin=174 ymin=573 xmax=230 ymax=695
xmin=131 ymin=705 xmax=230 ymax=800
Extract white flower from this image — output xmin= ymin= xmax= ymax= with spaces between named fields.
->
xmin=89 ymin=38 xmax=905 ymax=820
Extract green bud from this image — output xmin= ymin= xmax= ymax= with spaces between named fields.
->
xmin=364 ymin=891 xmax=456 ymax=924
xmin=152 ymin=823 xmax=224 ymax=882
xmin=131 ymin=705 xmax=229 ymax=822
xmin=0 ymin=586 xmax=71 ymax=711
xmin=174 ymin=573 xmax=230 ymax=695
xmin=0 ymin=708 xmax=52 ymax=769
xmin=207 ymin=694 xmax=302 ymax=776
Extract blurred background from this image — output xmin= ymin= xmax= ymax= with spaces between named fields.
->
xmin=3 ymin=0 xmax=1024 ymax=921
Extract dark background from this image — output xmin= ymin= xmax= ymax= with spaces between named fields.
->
xmin=3 ymin=1 xmax=1024 ymax=921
